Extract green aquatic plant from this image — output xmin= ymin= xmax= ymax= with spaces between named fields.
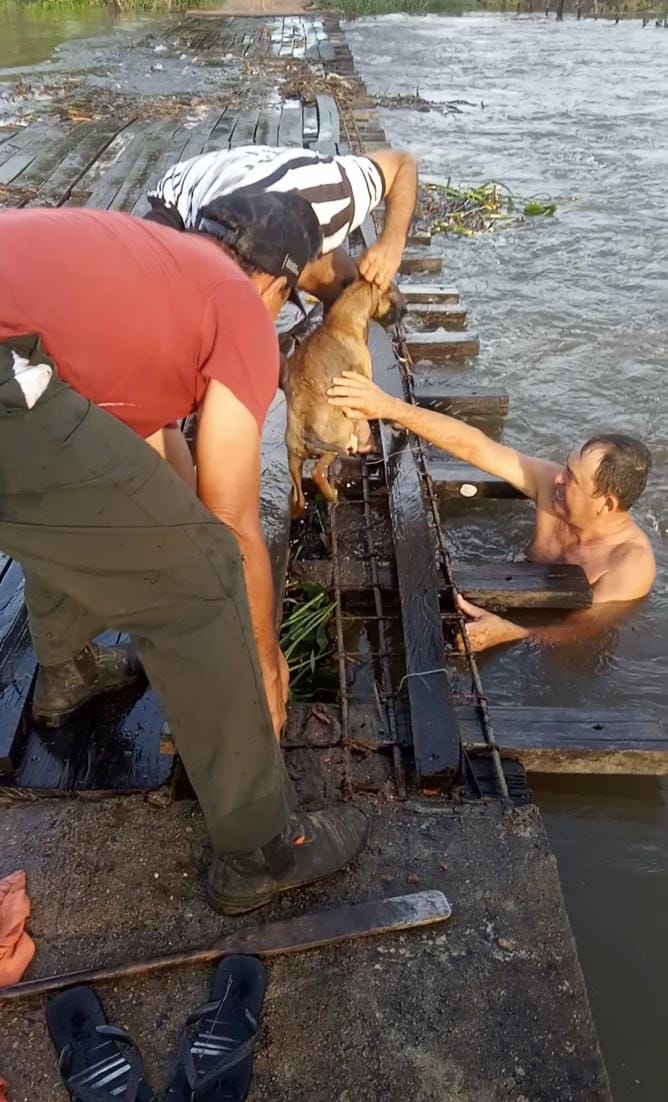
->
xmin=280 ymin=581 xmax=336 ymax=696
xmin=419 ymin=180 xmax=557 ymax=237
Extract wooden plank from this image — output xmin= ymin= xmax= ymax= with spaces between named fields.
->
xmin=405 ymin=329 xmax=480 ymax=361
xmin=293 ymin=558 xmax=592 ymax=610
xmin=206 ymin=109 xmax=242 ymax=152
xmin=70 ymin=685 xmax=172 ymax=792
xmin=398 ymin=282 xmax=460 ymax=305
xmin=412 ymin=383 xmax=509 ymax=419
xmin=0 ymin=563 xmax=34 ymax=776
xmin=316 ymin=95 xmax=340 ymax=145
xmin=319 ymin=41 xmax=336 ymax=62
xmin=254 ymin=103 xmax=282 ymax=147
xmin=40 ymin=121 xmax=128 ymax=208
xmin=408 ymin=232 xmax=432 ymax=247
xmin=406 ymin=302 xmax=468 ymax=330
xmin=303 ymin=103 xmax=319 ymax=144
xmin=399 ymin=249 xmax=443 ymax=275
xmin=278 ymin=100 xmax=304 ymax=148
xmin=109 ymin=121 xmax=177 ymax=213
xmin=230 ymin=108 xmax=260 ymax=148
xmin=427 ymin=460 xmax=524 ymax=500
xmin=370 ymin=322 xmax=462 ymax=781
xmin=455 ymin=705 xmax=668 ymax=775
xmin=452 ymin=562 xmax=592 ymax=610
xmin=77 ymin=123 xmax=145 ymax=206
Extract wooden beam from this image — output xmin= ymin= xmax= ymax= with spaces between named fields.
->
xmin=398 ymin=282 xmax=460 ymax=305
xmin=292 ymin=558 xmax=592 ymax=610
xmin=452 ymin=562 xmax=591 ymax=610
xmin=407 ymin=232 xmax=432 ymax=247
xmin=399 ymin=250 xmax=443 ymax=275
xmin=316 ymin=95 xmax=340 ymax=145
xmin=0 ymin=562 xmax=35 ymax=777
xmin=406 ymin=302 xmax=468 ymax=330
xmin=455 ymin=705 xmax=668 ymax=775
xmin=412 ymin=383 xmax=509 ymax=419
xmin=405 ymin=329 xmax=480 ymax=361
xmin=368 ymin=322 xmax=462 ymax=781
xmin=427 ymin=460 xmax=524 ymax=499
xmin=278 ymin=100 xmax=304 ymax=147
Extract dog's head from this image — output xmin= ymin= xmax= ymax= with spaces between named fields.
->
xmin=339 ymin=278 xmax=407 ymax=329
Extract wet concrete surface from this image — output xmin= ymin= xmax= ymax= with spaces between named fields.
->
xmin=0 ymin=787 xmax=610 ymax=1101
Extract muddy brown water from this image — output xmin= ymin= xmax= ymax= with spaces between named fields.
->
xmin=346 ymin=12 xmax=668 ymax=1100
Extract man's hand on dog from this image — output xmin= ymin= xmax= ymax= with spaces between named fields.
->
xmin=328 ymin=372 xmax=397 ymax=423
xmin=357 ymin=238 xmax=403 ymax=291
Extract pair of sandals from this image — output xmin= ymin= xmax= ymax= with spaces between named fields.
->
xmin=46 ymin=956 xmax=266 ymax=1102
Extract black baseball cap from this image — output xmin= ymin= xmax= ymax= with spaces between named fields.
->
xmin=196 ymin=190 xmax=323 ymax=312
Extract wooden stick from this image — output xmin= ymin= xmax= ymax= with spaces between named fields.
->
xmin=0 ymin=891 xmax=451 ymax=1003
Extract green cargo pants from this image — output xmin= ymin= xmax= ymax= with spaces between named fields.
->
xmin=0 ymin=334 xmax=296 ymax=855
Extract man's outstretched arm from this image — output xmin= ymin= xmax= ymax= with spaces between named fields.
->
xmin=328 ymin=371 xmax=557 ymax=500
xmin=358 ymin=150 xmax=418 ymax=290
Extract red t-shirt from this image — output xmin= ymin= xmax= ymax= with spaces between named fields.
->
xmin=0 ymin=208 xmax=278 ymax=438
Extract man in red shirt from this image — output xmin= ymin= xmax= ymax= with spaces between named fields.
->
xmin=0 ymin=196 xmax=367 ymax=915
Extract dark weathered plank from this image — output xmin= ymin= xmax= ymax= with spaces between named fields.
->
xmin=405 ymin=329 xmax=480 ymax=361
xmin=316 ymin=95 xmax=340 ymax=145
xmin=230 ymin=108 xmax=261 ymax=148
xmin=452 ymin=562 xmax=592 ymax=610
xmin=318 ymin=41 xmax=336 ymax=62
xmin=71 ymin=685 xmax=172 ymax=792
xmin=292 ymin=558 xmax=591 ymax=610
xmin=369 ymin=322 xmax=461 ymax=780
xmin=109 ymin=121 xmax=180 ymax=213
xmin=427 ymin=460 xmax=524 ymax=500
xmin=399 ymin=250 xmax=443 ymax=276
xmin=406 ymin=302 xmax=468 ymax=330
xmin=40 ymin=121 xmax=128 ymax=208
xmin=206 ymin=109 xmax=242 ymax=152
xmin=407 ymin=232 xmax=432 ymax=247
xmin=455 ymin=705 xmax=668 ymax=775
xmin=255 ymin=104 xmax=282 ymax=147
xmin=77 ymin=122 xmax=145 ymax=206
xmin=398 ymin=282 xmax=460 ymax=305
xmin=0 ymin=563 xmax=34 ymax=776
xmin=412 ymin=383 xmax=509 ymax=419
xmin=303 ymin=103 xmax=319 ymax=144
xmin=278 ymin=100 xmax=304 ymax=148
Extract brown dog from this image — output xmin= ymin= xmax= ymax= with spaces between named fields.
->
xmin=282 ymin=279 xmax=405 ymax=518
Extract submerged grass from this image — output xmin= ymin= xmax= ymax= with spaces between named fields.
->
xmin=280 ymin=581 xmax=336 ymax=699
xmin=419 ymin=179 xmax=556 ymax=236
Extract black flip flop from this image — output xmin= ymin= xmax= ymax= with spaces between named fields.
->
xmin=165 ymin=955 xmax=267 ymax=1102
xmin=46 ymin=986 xmax=157 ymax=1102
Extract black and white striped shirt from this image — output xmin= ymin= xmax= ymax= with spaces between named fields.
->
xmin=149 ymin=146 xmax=386 ymax=254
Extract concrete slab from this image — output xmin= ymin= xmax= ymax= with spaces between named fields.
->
xmin=0 ymin=793 xmax=611 ymax=1101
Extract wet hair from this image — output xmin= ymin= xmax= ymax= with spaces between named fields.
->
xmin=582 ymin=434 xmax=651 ymax=511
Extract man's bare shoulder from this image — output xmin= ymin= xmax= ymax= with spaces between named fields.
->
xmin=594 ymin=523 xmax=656 ymax=602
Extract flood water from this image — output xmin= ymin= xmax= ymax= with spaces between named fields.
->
xmin=347 ymin=13 xmax=667 ymax=1100
xmin=0 ymin=3 xmax=123 ymax=70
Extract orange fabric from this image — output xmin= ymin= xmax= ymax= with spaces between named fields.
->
xmin=0 ymin=870 xmax=35 ymax=987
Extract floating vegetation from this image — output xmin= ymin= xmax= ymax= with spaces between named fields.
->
xmin=280 ymin=581 xmax=336 ymax=698
xmin=418 ymin=180 xmax=557 ymax=237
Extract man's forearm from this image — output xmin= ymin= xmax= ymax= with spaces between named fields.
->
xmin=385 ymin=395 xmax=486 ymax=463
xmin=380 ymin=155 xmax=418 ymax=249
xmin=233 ymin=529 xmax=280 ymax=670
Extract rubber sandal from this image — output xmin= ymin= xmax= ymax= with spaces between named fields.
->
xmin=165 ymin=955 xmax=267 ymax=1102
xmin=46 ymin=986 xmax=157 ymax=1102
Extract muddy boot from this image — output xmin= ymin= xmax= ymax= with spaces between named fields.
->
xmin=206 ymin=806 xmax=369 ymax=916
xmin=32 ymin=642 xmax=143 ymax=728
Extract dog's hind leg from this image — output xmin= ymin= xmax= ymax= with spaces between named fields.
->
xmin=288 ymin=451 xmax=306 ymax=519
xmin=311 ymin=451 xmax=339 ymax=505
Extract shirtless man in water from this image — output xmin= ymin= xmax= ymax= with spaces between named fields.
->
xmin=327 ymin=372 xmax=655 ymax=652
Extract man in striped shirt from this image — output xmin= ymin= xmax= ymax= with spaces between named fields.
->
xmin=147 ymin=144 xmax=418 ymax=302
